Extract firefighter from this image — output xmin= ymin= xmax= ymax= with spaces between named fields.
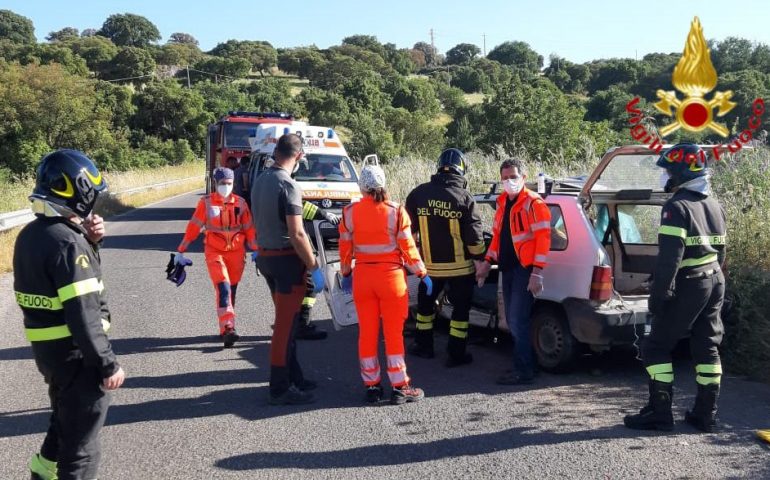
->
xmin=405 ymin=148 xmax=486 ymax=367
xmin=624 ymin=143 xmax=727 ymax=432
xmin=476 ymin=158 xmax=551 ymax=385
xmin=339 ymin=165 xmax=431 ymax=404
xmin=252 ymin=134 xmax=324 ymax=405
xmin=176 ymin=167 xmax=257 ymax=348
xmin=13 ymin=150 xmax=125 ymax=480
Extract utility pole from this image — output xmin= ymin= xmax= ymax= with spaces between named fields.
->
xmin=186 ymin=65 xmax=191 ymax=88
xmin=482 ymin=33 xmax=486 ymax=56
xmin=430 ymin=28 xmax=435 ymax=51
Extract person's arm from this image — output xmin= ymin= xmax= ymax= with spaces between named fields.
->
xmin=339 ymin=205 xmax=353 ymax=276
xmin=650 ymin=202 xmax=687 ymax=313
xmin=396 ymin=206 xmax=427 ymax=277
xmin=178 ymin=199 xmax=206 ymax=253
xmin=484 ymin=198 xmax=504 ymax=264
xmin=239 ymin=199 xmax=258 ymax=251
xmin=462 ymin=195 xmax=486 ymax=260
xmin=529 ymin=199 xmax=552 ymax=272
xmin=405 ymin=190 xmax=419 ymax=235
xmin=283 ymin=184 xmax=317 ymax=269
xmin=52 ymin=242 xmax=119 ymax=379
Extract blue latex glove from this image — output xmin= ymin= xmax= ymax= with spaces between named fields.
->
xmin=421 ymin=275 xmax=433 ymax=296
xmin=341 ymin=274 xmax=353 ymax=294
xmin=251 ymin=251 xmax=259 ymax=263
xmin=310 ymin=266 xmax=325 ymax=293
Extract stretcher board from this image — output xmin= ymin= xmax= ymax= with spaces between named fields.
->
xmin=313 ymin=220 xmax=420 ymax=331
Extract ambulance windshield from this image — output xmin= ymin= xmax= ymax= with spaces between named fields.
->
xmin=295 ymin=154 xmax=357 ymax=182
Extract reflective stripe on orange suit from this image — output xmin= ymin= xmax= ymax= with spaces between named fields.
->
xmin=485 ymin=187 xmax=551 ymax=269
xmin=339 ymin=197 xmax=427 ymax=387
xmin=178 ymin=193 xmax=257 ymax=334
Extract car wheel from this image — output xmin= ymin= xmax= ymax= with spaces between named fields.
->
xmin=531 ymin=307 xmax=577 ymax=373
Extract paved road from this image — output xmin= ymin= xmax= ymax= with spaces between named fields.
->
xmin=1 ymin=191 xmax=769 ymax=479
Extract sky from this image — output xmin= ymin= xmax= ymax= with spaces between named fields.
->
xmin=5 ymin=0 xmax=770 ymax=64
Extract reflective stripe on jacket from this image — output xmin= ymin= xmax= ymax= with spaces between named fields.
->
xmin=485 ymin=187 xmax=551 ymax=269
xmin=339 ymin=197 xmax=427 ymax=276
xmin=178 ymin=193 xmax=257 ymax=253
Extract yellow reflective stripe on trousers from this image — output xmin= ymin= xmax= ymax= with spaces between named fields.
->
xmin=696 ymin=364 xmax=723 ymax=374
xmin=646 ymin=363 xmax=674 ymax=383
xmin=695 ymin=363 xmax=722 ymax=385
xmin=659 ymin=225 xmax=687 ymax=239
xmin=58 ymin=278 xmax=104 ymax=302
xmin=449 ymin=328 xmax=468 ymax=338
xmin=415 ymin=313 xmax=434 ymax=330
xmin=680 ymin=253 xmax=718 ymax=268
xmin=302 ymin=297 xmax=316 ymax=307
xmin=15 ymin=291 xmax=63 ymax=311
xmin=685 ymin=235 xmax=726 ymax=247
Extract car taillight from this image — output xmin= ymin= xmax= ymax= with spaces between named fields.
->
xmin=590 ymin=265 xmax=613 ymax=302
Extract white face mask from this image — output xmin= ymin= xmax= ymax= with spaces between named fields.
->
xmin=659 ymin=171 xmax=670 ymax=190
xmin=217 ymin=184 xmax=233 ymax=198
xmin=503 ymin=178 xmax=523 ymax=196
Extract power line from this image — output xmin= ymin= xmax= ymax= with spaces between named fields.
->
xmin=105 ymin=73 xmax=155 ymax=83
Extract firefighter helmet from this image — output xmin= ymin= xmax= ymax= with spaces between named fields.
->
xmin=438 ymin=148 xmax=467 ymax=176
xmin=656 ymin=143 xmax=709 ymax=184
xmin=30 ymin=149 xmax=107 ymax=218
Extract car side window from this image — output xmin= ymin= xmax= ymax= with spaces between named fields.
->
xmin=618 ymin=205 xmax=660 ymax=244
xmin=549 ymin=205 xmax=568 ymax=251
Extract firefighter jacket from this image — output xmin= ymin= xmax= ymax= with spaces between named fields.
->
xmin=405 ymin=173 xmax=485 ymax=278
xmin=178 ymin=193 xmax=257 ymax=253
xmin=339 ymin=197 xmax=427 ymax=277
xmin=652 ymin=188 xmax=726 ymax=303
xmin=13 ymin=216 xmax=118 ymax=379
xmin=486 ymin=187 xmax=551 ymax=269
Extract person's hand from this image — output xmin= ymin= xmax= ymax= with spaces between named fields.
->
xmin=527 ymin=272 xmax=544 ymax=296
xmin=83 ymin=214 xmax=105 ymax=243
xmin=322 ymin=210 xmax=340 ymax=225
xmin=310 ymin=266 xmax=325 ymax=293
xmin=251 ymin=251 xmax=259 ymax=263
xmin=421 ymin=274 xmax=433 ymax=296
xmin=475 ymin=260 xmax=491 ymax=287
xmin=341 ymin=274 xmax=353 ymax=294
xmin=103 ymin=367 xmax=125 ymax=391
xmin=174 ymin=253 xmax=192 ymax=266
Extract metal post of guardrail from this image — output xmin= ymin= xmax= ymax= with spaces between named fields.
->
xmin=0 ymin=175 xmax=200 ymax=232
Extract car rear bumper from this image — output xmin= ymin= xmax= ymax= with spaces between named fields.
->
xmin=563 ymin=296 xmax=651 ymax=346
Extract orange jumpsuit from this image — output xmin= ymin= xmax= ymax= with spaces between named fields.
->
xmin=339 ymin=197 xmax=427 ymax=387
xmin=178 ymin=193 xmax=257 ymax=334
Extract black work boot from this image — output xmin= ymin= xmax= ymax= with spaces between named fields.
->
xmin=365 ymin=384 xmax=384 ymax=404
xmin=408 ymin=331 xmax=434 ymax=359
xmin=269 ymin=385 xmax=316 ymax=405
xmin=685 ymin=383 xmax=720 ymax=433
xmin=624 ymin=380 xmax=674 ymax=431
xmin=222 ymin=327 xmax=240 ymax=348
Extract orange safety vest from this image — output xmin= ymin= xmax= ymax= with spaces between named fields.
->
xmin=339 ymin=197 xmax=427 ymax=276
xmin=485 ymin=187 xmax=551 ymax=269
xmin=178 ymin=193 xmax=257 ymax=253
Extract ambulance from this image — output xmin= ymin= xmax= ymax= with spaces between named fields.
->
xmin=248 ymin=124 xmax=362 ymax=213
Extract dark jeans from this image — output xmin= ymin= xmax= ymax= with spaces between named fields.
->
xmin=256 ymin=250 xmax=307 ymax=395
xmin=501 ymin=262 xmax=535 ymax=378
xmin=37 ymin=359 xmax=109 ymax=480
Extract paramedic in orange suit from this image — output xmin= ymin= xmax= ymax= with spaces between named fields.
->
xmin=177 ymin=167 xmax=257 ymax=348
xmin=338 ymin=165 xmax=433 ymax=405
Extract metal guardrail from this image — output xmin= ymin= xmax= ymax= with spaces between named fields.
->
xmin=0 ymin=176 xmax=200 ymax=233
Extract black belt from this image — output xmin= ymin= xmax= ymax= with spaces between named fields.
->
xmin=683 ymin=268 xmax=720 ymax=279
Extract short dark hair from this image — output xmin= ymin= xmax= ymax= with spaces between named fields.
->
xmin=274 ymin=134 xmax=302 ymax=160
xmin=500 ymin=158 xmax=526 ymax=174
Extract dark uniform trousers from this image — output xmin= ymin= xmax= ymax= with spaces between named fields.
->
xmin=256 ymin=250 xmax=307 ymax=395
xmin=643 ymin=270 xmax=725 ymax=370
xmin=415 ymin=274 xmax=476 ymax=357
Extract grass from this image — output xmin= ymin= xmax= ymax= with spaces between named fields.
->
xmin=0 ymin=163 xmax=204 ymax=273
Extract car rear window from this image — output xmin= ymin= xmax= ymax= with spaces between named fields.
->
xmin=549 ymin=205 xmax=568 ymax=251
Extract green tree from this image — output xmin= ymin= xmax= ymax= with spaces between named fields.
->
xmin=432 ymin=81 xmax=468 ymax=116
xmin=189 ymin=56 xmax=251 ymax=82
xmin=390 ymin=77 xmax=441 ymax=117
xmin=446 ymin=43 xmax=481 ymax=65
xmin=132 ymin=79 xmax=210 ymax=152
xmin=0 ymin=10 xmax=35 ymax=44
xmin=382 ymin=107 xmax=446 ymax=159
xmin=244 ymin=77 xmax=301 ymax=114
xmin=154 ymin=43 xmax=203 ymax=66
xmin=27 ymin=44 xmax=89 ymax=76
xmin=81 ymin=28 xmax=98 ymax=37
xmin=413 ymin=41 xmax=439 ymax=67
xmin=344 ymin=113 xmax=398 ymax=161
xmin=383 ymin=43 xmax=416 ymax=75
xmin=342 ymin=35 xmax=386 ymax=56
xmin=194 ymin=81 xmax=252 ymax=117
xmin=446 ymin=106 xmax=483 ymax=152
xmin=277 ymin=47 xmax=326 ymax=78
xmin=105 ymin=46 xmax=156 ymax=81
xmin=168 ymin=32 xmax=199 ymax=46
xmin=46 ymin=27 xmax=79 ymax=42
xmin=718 ymin=70 xmax=770 ymax=131
xmin=94 ymin=81 xmax=136 ymax=130
xmin=98 ymin=13 xmax=161 ymax=47
xmin=584 ymin=85 xmax=648 ymax=131
xmin=587 ymin=58 xmax=646 ymax=94
xmin=297 ymin=87 xmax=350 ymax=126
xmin=451 ymin=65 xmax=489 ymax=93
xmin=209 ymin=39 xmax=277 ymax=74
xmin=487 ymin=41 xmax=543 ymax=72
xmin=64 ymin=35 xmax=118 ymax=73
xmin=712 ymin=37 xmax=754 ymax=73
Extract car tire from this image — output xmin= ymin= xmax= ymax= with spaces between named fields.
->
xmin=531 ymin=307 xmax=578 ymax=373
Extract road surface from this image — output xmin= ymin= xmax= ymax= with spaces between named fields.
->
xmin=1 ymin=191 xmax=769 ymax=479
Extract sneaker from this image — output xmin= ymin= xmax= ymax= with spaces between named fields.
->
xmin=407 ymin=342 xmax=435 ymax=359
xmin=495 ymin=372 xmax=534 ymax=385
xmin=222 ymin=327 xmax=239 ymax=348
xmin=295 ymin=379 xmax=318 ymax=391
xmin=365 ymin=384 xmax=384 ymax=404
xmin=295 ymin=323 xmax=328 ymax=340
xmin=445 ymin=352 xmax=473 ymax=368
xmin=391 ymin=384 xmax=425 ymax=405
xmin=268 ymin=385 xmax=316 ymax=405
